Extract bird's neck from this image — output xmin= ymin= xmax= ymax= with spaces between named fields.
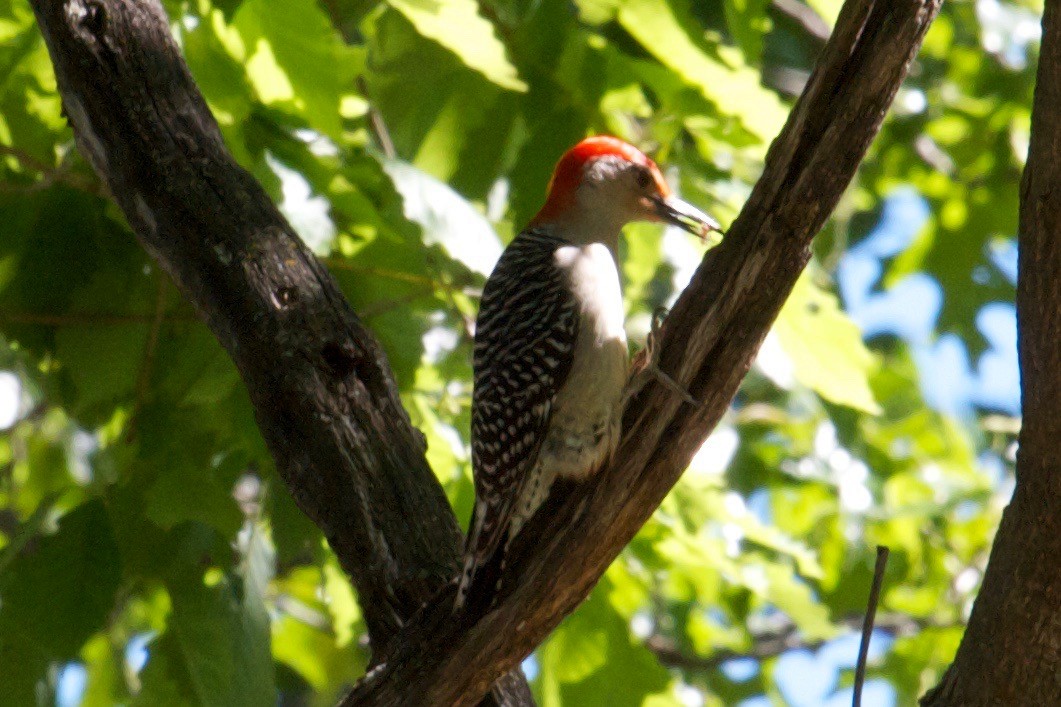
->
xmin=530 ymin=200 xmax=626 ymax=254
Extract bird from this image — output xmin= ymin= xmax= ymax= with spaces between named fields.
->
xmin=456 ymin=136 xmax=720 ymax=611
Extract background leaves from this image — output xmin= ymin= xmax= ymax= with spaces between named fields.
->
xmin=0 ymin=0 xmax=1034 ymax=704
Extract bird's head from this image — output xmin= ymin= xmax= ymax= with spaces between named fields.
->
xmin=531 ymin=136 xmax=721 ymax=245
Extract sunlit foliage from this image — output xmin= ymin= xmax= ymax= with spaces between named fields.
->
xmin=0 ymin=0 xmax=1035 ymax=704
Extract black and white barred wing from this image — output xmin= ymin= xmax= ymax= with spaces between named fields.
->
xmin=460 ymin=230 xmax=579 ymax=599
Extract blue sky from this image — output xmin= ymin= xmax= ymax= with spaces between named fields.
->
xmin=838 ymin=188 xmax=1020 ymax=418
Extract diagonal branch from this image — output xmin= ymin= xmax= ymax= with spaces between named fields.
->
xmin=27 ymin=0 xmax=530 ymax=704
xmin=344 ymin=0 xmax=941 ymax=703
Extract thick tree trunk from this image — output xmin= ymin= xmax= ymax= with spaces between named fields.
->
xmin=921 ymin=5 xmax=1061 ymax=705
xmin=26 ymin=0 xmax=532 ymax=704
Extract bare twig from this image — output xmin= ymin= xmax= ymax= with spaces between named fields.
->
xmin=0 ymin=493 xmax=60 ymax=576
xmin=0 ymin=310 xmax=197 ymax=326
xmin=321 ymin=258 xmax=439 ymax=285
xmin=0 ymin=144 xmax=53 ymax=173
xmin=358 ymin=286 xmax=435 ymax=319
xmin=854 ymin=546 xmax=890 ymax=707
xmin=425 ymin=258 xmax=477 ymax=341
xmin=771 ymin=0 xmax=832 ymax=45
xmin=0 ymin=143 xmax=103 ymax=195
xmin=356 ymin=76 xmax=396 ymax=161
xmin=647 ymin=611 xmax=939 ymax=674
xmin=125 ymin=274 xmax=169 ymax=442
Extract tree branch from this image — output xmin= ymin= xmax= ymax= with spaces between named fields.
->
xmin=0 ymin=142 xmax=103 ymax=195
xmin=344 ymin=0 xmax=941 ymax=703
xmin=646 ymin=613 xmax=933 ymax=674
xmin=770 ymin=0 xmax=832 ymax=46
xmin=27 ymin=1 xmax=531 ymax=704
xmin=922 ymin=4 xmax=1061 ymax=703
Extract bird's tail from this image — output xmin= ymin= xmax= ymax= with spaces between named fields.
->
xmin=454 ymin=502 xmax=508 ymax=615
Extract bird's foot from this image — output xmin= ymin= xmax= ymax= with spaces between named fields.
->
xmin=626 ymin=307 xmax=702 ymax=408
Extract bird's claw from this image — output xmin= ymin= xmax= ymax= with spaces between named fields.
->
xmin=628 ymin=307 xmax=702 ymax=408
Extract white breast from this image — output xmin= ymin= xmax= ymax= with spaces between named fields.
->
xmin=540 ymin=242 xmax=628 ymax=483
xmin=554 ymin=243 xmax=626 ymax=345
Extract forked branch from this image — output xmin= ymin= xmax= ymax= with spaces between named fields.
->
xmin=345 ymin=0 xmax=941 ymax=703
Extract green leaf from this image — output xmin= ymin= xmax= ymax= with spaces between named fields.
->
xmin=322 ymin=556 xmax=362 ymax=648
xmin=267 ymin=478 xmax=324 ymax=568
xmin=539 ymin=584 xmax=671 ymax=705
xmin=541 ymin=609 xmax=609 ymax=684
xmin=0 ymin=500 xmax=121 ymax=658
xmin=722 ymin=0 xmax=771 ymax=61
xmin=136 ymin=630 xmax=200 ymax=706
xmin=233 ymin=0 xmax=353 ymax=138
xmin=56 ymin=323 xmax=147 ymax=410
xmin=615 ymin=0 xmax=787 ymax=140
xmin=180 ymin=5 xmax=255 ymax=127
xmin=144 ymin=459 xmax=243 ymax=539
xmin=383 ymin=159 xmax=502 ymax=275
xmin=79 ymin=633 xmax=129 ymax=707
xmin=620 ymin=222 xmax=665 ymax=311
xmin=385 ymin=0 xmax=527 ymax=92
xmin=153 ymin=525 xmax=276 ymax=707
xmin=0 ymin=189 xmax=110 ymax=325
xmin=758 ymin=561 xmax=834 ymax=640
xmin=271 ymin=603 xmax=365 ymax=698
xmin=775 ymin=274 xmax=882 ymax=414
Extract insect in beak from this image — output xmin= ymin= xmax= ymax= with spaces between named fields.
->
xmin=651 ymin=195 xmax=722 ymax=240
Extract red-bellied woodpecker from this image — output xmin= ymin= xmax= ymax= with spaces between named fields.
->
xmin=456 ymin=136 xmax=720 ymax=610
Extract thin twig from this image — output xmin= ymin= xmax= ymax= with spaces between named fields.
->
xmin=0 ymin=144 xmax=52 ymax=173
xmin=356 ymin=76 xmax=396 ymax=160
xmin=126 ymin=275 xmax=169 ymax=442
xmin=426 ymin=258 xmax=477 ymax=341
xmin=0 ymin=492 xmax=60 ymax=576
xmin=358 ymin=286 xmax=436 ymax=319
xmin=323 ymin=258 xmax=450 ymax=287
xmin=0 ymin=310 xmax=197 ymax=326
xmin=770 ymin=0 xmax=831 ymax=45
xmin=647 ymin=611 xmax=940 ymax=674
xmin=323 ymin=257 xmax=482 ymax=325
xmin=0 ymin=143 xmax=103 ymax=195
xmin=854 ymin=545 xmax=890 ymax=707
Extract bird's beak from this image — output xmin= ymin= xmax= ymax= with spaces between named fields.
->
xmin=652 ymin=195 xmax=721 ymax=240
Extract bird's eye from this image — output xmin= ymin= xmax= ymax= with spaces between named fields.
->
xmin=635 ymin=169 xmax=653 ymax=189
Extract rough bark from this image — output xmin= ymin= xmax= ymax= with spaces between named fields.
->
xmin=343 ymin=0 xmax=941 ymax=703
xmin=921 ymin=4 xmax=1061 ymax=705
xmin=27 ymin=1 xmax=531 ymax=704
